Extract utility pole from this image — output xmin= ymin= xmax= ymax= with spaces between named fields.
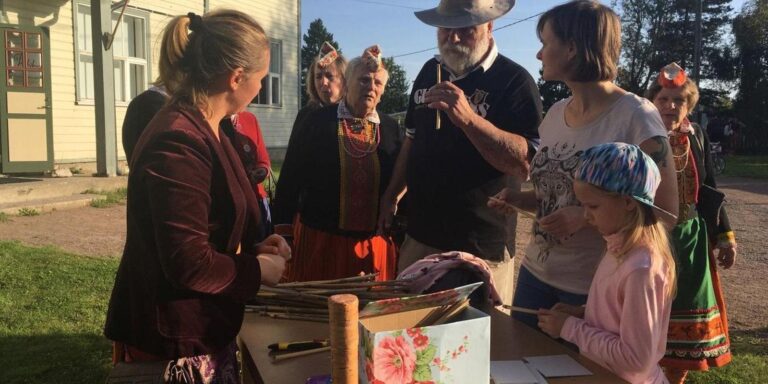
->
xmin=693 ymin=0 xmax=703 ymax=122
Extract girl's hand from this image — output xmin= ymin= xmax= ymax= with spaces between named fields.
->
xmin=716 ymin=246 xmax=736 ymax=269
xmin=551 ymin=303 xmax=585 ymax=319
xmin=538 ymin=206 xmax=586 ymax=239
xmin=537 ymin=308 xmax=570 ymax=339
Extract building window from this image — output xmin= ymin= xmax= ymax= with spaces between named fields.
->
xmin=75 ymin=3 xmax=148 ymax=103
xmin=252 ymin=40 xmax=282 ymax=106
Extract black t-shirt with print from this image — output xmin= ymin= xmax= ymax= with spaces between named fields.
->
xmin=404 ymin=55 xmax=542 ymax=261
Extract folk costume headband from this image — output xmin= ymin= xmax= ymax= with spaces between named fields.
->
xmin=362 ymin=45 xmax=382 ymax=72
xmin=316 ymin=41 xmax=339 ymax=68
xmin=658 ymin=62 xmax=687 ymax=88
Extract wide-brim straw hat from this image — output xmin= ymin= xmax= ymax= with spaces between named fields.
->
xmin=415 ymin=0 xmax=515 ymax=28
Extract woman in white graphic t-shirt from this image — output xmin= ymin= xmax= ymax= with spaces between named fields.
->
xmin=488 ymin=0 xmax=679 ymax=330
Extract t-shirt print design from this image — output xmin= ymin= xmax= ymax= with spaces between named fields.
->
xmin=530 ymin=142 xmax=583 ymax=263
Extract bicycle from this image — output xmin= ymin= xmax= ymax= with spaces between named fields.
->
xmin=710 ymin=141 xmax=726 ymax=175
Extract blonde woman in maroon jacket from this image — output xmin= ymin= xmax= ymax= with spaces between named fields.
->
xmin=105 ymin=11 xmax=289 ymax=382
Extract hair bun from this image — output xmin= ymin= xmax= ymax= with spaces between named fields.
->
xmin=187 ymin=12 xmax=206 ymax=33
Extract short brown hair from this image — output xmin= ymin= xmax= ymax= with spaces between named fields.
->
xmin=646 ymin=77 xmax=700 ymax=113
xmin=306 ymin=54 xmax=348 ymax=106
xmin=537 ymin=0 xmax=621 ymax=82
xmin=162 ymin=10 xmax=269 ymax=112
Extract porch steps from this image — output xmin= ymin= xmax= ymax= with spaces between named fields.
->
xmin=0 ymin=175 xmax=127 ymax=214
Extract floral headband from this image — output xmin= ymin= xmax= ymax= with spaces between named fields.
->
xmin=658 ymin=62 xmax=687 ymax=88
xmin=362 ymin=45 xmax=382 ymax=72
xmin=316 ymin=41 xmax=339 ymax=68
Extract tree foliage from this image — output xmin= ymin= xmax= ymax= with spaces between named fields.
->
xmin=536 ymin=70 xmax=571 ymax=113
xmin=300 ymin=19 xmax=340 ymax=107
xmin=732 ymin=0 xmax=768 ymax=153
xmin=378 ymin=57 xmax=410 ymax=114
xmin=613 ymin=0 xmax=733 ymax=96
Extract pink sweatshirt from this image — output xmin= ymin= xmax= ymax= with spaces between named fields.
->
xmin=560 ymin=234 xmax=672 ymax=384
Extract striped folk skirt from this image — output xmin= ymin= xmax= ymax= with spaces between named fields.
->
xmin=283 ymin=219 xmax=397 ymax=282
xmin=661 ymin=217 xmax=731 ymax=371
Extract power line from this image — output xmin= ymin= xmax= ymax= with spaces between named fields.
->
xmin=338 ymin=0 xmax=527 ymax=21
xmin=392 ymin=11 xmax=545 ymax=59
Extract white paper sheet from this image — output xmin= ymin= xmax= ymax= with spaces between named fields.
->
xmin=490 ymin=360 xmax=546 ymax=384
xmin=523 ymin=354 xmax=592 ymax=378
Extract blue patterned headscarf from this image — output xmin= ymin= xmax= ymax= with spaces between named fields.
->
xmin=576 ymin=143 xmax=673 ymax=219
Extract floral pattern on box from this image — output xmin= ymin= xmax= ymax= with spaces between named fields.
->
xmin=362 ymin=326 xmax=474 ymax=384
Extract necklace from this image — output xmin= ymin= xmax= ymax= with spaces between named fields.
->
xmin=339 ymin=118 xmax=380 ymax=158
xmin=669 ymin=132 xmax=690 ymax=173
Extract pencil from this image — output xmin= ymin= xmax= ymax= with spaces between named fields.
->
xmin=271 ymin=346 xmax=331 ymax=361
xmin=436 ymin=63 xmax=441 ymax=130
xmin=487 ymin=196 xmax=537 ymax=219
xmin=502 ymin=304 xmax=539 ymax=315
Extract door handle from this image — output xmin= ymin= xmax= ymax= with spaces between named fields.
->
xmin=37 ymin=105 xmax=51 ymax=110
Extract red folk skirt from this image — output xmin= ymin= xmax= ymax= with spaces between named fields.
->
xmin=283 ymin=220 xmax=397 ymax=282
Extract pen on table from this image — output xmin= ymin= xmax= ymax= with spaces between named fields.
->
xmin=268 ymin=339 xmax=329 ymax=352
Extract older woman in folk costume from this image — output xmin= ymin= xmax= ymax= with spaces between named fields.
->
xmin=274 ymin=45 xmax=402 ymax=282
xmin=647 ymin=63 xmax=736 ymax=384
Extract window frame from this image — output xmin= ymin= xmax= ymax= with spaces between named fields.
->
xmin=251 ymin=39 xmax=282 ymax=108
xmin=72 ymin=1 xmax=151 ymax=105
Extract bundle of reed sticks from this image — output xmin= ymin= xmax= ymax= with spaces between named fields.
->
xmin=246 ymin=274 xmax=415 ymax=323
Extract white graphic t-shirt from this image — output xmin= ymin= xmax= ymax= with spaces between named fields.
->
xmin=523 ymin=93 xmax=666 ymax=294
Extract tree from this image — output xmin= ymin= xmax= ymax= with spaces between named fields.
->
xmin=732 ymin=0 xmax=768 ymax=153
xmin=378 ymin=57 xmax=410 ymax=114
xmin=301 ymin=19 xmax=341 ymax=107
xmin=536 ymin=70 xmax=571 ymax=113
xmin=613 ymin=0 xmax=734 ymax=95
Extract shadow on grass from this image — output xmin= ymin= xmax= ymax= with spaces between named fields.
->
xmin=0 ymin=333 xmax=111 ymax=384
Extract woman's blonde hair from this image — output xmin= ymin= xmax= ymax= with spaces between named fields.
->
xmin=306 ymin=54 xmax=348 ymax=106
xmin=160 ymin=10 xmax=269 ymax=112
xmin=646 ymin=77 xmax=700 ymax=113
xmin=592 ymin=187 xmax=677 ymax=298
xmin=537 ymin=0 xmax=621 ymax=82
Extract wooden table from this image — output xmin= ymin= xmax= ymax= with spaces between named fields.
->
xmin=238 ymin=309 xmax=627 ymax=383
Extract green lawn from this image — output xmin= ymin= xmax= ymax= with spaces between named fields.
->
xmin=722 ymin=155 xmax=768 ymax=179
xmin=1 ymin=240 xmax=766 ymax=383
xmin=0 ymin=241 xmax=117 ymax=383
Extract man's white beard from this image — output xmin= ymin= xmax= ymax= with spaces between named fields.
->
xmin=439 ymin=37 xmax=490 ymax=75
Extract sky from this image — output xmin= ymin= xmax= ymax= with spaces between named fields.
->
xmin=300 ymin=0 xmax=748 ymax=85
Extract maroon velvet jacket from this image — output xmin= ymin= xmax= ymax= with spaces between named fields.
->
xmin=105 ymin=105 xmax=264 ymax=358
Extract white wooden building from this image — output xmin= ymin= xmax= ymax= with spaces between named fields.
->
xmin=0 ymin=0 xmax=300 ymax=174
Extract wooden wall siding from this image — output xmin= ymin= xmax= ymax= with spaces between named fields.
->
xmin=1 ymin=0 xmax=298 ymax=164
xmin=211 ymin=0 xmax=301 ymax=150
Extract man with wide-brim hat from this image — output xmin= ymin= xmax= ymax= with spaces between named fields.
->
xmin=378 ymin=0 xmax=542 ymax=307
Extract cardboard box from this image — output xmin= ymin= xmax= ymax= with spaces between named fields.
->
xmin=358 ymin=283 xmax=490 ymax=384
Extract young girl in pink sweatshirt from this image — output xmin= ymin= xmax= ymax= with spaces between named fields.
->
xmin=537 ymin=142 xmax=677 ymax=384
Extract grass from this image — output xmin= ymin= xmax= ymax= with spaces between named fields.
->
xmin=86 ymin=188 xmax=128 ymax=208
xmin=0 ymin=212 xmax=8 ymax=223
xmin=0 ymin=241 xmax=118 ymax=383
xmin=17 ymin=208 xmax=39 ymax=217
xmin=722 ymin=155 xmax=768 ymax=179
xmin=688 ymin=328 xmax=768 ymax=383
